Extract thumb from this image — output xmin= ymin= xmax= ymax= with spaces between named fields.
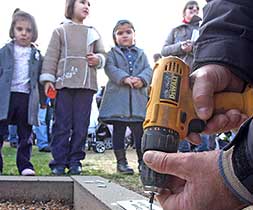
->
xmin=191 ymin=67 xmax=215 ymax=120
xmin=143 ymin=151 xmax=191 ymax=180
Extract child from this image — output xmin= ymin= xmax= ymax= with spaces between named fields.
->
xmin=40 ymin=0 xmax=106 ymax=175
xmin=99 ymin=20 xmax=152 ymax=174
xmin=0 ymin=9 xmax=42 ymax=176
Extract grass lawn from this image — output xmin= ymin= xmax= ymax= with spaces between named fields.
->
xmin=1 ymin=143 xmax=144 ymax=196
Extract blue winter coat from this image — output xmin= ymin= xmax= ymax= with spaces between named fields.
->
xmin=0 ymin=41 xmax=43 ymax=125
xmin=99 ymin=46 xmax=152 ymax=123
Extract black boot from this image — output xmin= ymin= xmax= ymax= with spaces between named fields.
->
xmin=114 ymin=149 xmax=134 ymax=175
xmin=136 ymin=149 xmax=143 ymax=173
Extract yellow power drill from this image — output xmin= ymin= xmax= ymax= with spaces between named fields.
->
xmin=141 ymin=56 xmax=253 ymax=203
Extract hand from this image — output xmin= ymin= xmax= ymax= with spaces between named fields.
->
xmin=131 ymin=77 xmax=144 ymax=88
xmin=188 ymin=64 xmax=248 ymax=143
xmin=44 ymin=82 xmax=55 ymax=96
xmin=123 ymin=77 xmax=134 ymax=88
xmin=143 ymin=150 xmax=246 ymax=210
xmin=180 ymin=40 xmax=193 ymax=53
xmin=86 ymin=52 xmax=100 ymax=67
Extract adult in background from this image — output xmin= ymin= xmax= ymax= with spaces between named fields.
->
xmin=161 ymin=0 xmax=201 ymax=69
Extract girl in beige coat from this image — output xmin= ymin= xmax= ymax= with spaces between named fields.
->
xmin=40 ymin=0 xmax=106 ymax=175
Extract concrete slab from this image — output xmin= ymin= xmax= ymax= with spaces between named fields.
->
xmin=0 ymin=176 xmax=73 ymax=203
xmin=72 ymin=176 xmax=161 ymax=210
xmin=0 ymin=175 xmax=162 ymax=210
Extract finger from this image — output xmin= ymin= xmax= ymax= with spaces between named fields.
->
xmin=204 ymin=110 xmax=246 ymax=134
xmin=44 ymin=83 xmax=50 ymax=95
xmin=156 ymin=193 xmax=182 ymax=210
xmin=49 ymin=83 xmax=55 ymax=90
xmin=186 ymin=132 xmax=202 ymax=145
xmin=204 ymin=114 xmax=229 ymax=134
xmin=143 ymin=151 xmax=192 ymax=179
xmin=219 ymin=111 xmax=248 ymax=132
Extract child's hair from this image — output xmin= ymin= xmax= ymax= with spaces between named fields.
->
xmin=65 ymin=0 xmax=90 ymax=19
xmin=9 ymin=8 xmax=38 ymax=42
xmin=112 ymin=19 xmax=135 ymax=46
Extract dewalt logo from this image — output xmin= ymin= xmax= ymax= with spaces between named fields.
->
xmin=160 ymin=72 xmax=180 ymax=102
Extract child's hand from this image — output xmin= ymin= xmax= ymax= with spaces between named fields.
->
xmin=131 ymin=77 xmax=144 ymax=88
xmin=44 ymin=82 xmax=55 ymax=96
xmin=123 ymin=77 xmax=134 ymax=88
xmin=86 ymin=53 xmax=99 ymax=67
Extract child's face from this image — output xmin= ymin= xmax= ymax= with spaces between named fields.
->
xmin=72 ymin=0 xmax=90 ymax=23
xmin=114 ymin=24 xmax=135 ymax=47
xmin=14 ymin=19 xmax=33 ymax=47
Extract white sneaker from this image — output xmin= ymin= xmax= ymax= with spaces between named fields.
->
xmin=21 ymin=168 xmax=35 ymax=176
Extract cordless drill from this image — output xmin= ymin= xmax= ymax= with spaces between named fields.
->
xmin=141 ymin=56 xmax=253 ymax=197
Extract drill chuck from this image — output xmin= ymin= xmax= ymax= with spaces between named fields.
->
xmin=141 ymin=127 xmax=179 ymax=194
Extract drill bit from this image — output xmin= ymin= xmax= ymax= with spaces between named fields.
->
xmin=149 ymin=192 xmax=155 ymax=210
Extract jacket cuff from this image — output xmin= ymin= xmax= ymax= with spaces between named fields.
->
xmin=96 ymin=53 xmax=106 ymax=69
xmin=219 ymin=148 xmax=253 ymax=204
xmin=219 ymin=118 xmax=253 ymax=204
xmin=39 ymin=73 xmax=55 ymax=84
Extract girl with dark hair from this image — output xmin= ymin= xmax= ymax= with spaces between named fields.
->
xmin=40 ymin=0 xmax=106 ymax=175
xmin=0 ymin=9 xmax=42 ymax=176
xmin=99 ymin=20 xmax=152 ymax=175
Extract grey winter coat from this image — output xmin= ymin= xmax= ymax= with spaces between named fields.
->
xmin=0 ymin=41 xmax=42 ymax=125
xmin=99 ymin=46 xmax=152 ymax=123
xmin=161 ymin=15 xmax=201 ymax=69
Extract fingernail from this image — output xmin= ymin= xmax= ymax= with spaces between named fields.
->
xmin=143 ymin=151 xmax=153 ymax=164
xmin=197 ymin=107 xmax=210 ymax=119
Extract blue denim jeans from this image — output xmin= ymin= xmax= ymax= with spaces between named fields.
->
xmin=33 ymin=108 xmax=49 ymax=150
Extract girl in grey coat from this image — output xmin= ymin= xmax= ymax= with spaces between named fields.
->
xmin=0 ymin=9 xmax=42 ymax=176
xmin=99 ymin=20 xmax=152 ymax=174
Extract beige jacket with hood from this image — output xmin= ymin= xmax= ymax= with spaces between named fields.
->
xmin=40 ymin=20 xmax=106 ymax=91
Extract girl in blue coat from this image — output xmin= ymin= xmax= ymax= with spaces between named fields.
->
xmin=0 ymin=9 xmax=42 ymax=176
xmin=99 ymin=20 xmax=152 ymax=174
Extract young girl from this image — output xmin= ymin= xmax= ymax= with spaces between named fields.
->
xmin=40 ymin=0 xmax=106 ymax=175
xmin=0 ymin=9 xmax=42 ymax=176
xmin=99 ymin=20 xmax=152 ymax=175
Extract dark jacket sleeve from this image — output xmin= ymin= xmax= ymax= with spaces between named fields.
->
xmin=219 ymin=118 xmax=253 ymax=204
xmin=193 ymin=0 xmax=253 ymax=84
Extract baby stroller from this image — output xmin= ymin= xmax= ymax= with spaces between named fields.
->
xmin=95 ymin=86 xmax=134 ymax=149
xmin=86 ymin=95 xmax=106 ymax=153
xmin=95 ymin=122 xmax=134 ymax=150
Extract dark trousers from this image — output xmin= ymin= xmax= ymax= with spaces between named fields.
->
xmin=49 ymin=88 xmax=94 ymax=169
xmin=0 ymin=93 xmax=33 ymax=174
xmin=112 ymin=121 xmax=143 ymax=150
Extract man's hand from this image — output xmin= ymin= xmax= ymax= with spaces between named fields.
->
xmin=188 ymin=64 xmax=248 ymax=143
xmin=143 ymin=150 xmax=246 ymax=210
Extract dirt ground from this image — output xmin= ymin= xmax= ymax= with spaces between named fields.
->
xmin=84 ymin=148 xmax=140 ymax=173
